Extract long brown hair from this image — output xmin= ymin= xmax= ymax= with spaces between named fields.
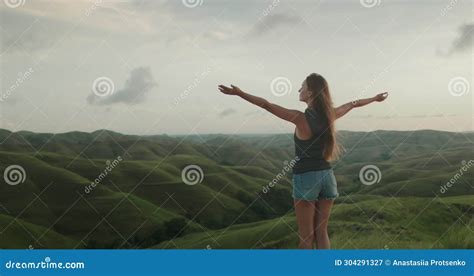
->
xmin=305 ymin=73 xmax=342 ymax=161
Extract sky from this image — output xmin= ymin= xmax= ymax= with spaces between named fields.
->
xmin=0 ymin=0 xmax=472 ymax=136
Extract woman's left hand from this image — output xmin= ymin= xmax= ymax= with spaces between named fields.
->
xmin=373 ymin=92 xmax=389 ymax=102
xmin=218 ymin=84 xmax=243 ymax=96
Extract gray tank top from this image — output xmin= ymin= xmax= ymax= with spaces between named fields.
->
xmin=292 ymin=107 xmax=331 ymax=173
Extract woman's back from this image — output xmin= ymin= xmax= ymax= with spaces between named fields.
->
xmin=292 ymin=107 xmax=331 ymax=173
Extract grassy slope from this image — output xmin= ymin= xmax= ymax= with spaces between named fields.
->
xmin=0 ymin=214 xmax=80 ymax=249
xmin=0 ymin=129 xmax=472 ymax=249
xmin=152 ymin=196 xmax=474 ymax=249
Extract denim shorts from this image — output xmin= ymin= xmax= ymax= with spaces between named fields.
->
xmin=292 ymin=169 xmax=339 ymax=201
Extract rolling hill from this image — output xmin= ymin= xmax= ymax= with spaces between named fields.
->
xmin=0 ymin=128 xmax=472 ymax=249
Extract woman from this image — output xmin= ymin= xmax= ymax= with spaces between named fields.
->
xmin=218 ymin=73 xmax=388 ymax=249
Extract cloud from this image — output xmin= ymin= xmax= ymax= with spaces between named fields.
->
xmin=248 ymin=13 xmax=301 ymax=37
xmin=218 ymin=108 xmax=237 ymax=118
xmin=87 ymin=67 xmax=157 ymax=105
xmin=351 ymin=114 xmax=457 ymax=120
xmin=0 ymin=8 xmax=59 ymax=53
xmin=202 ymin=28 xmax=235 ymax=41
xmin=439 ymin=23 xmax=474 ymax=56
xmin=0 ymin=0 xmax=173 ymax=54
xmin=449 ymin=23 xmax=474 ymax=53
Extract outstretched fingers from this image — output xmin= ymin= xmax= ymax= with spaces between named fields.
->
xmin=218 ymin=85 xmax=231 ymax=93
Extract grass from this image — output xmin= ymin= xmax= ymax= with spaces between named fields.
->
xmin=0 ymin=129 xmax=472 ymax=249
xmin=152 ymin=196 xmax=474 ymax=249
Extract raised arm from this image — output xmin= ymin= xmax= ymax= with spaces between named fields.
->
xmin=335 ymin=92 xmax=388 ymax=119
xmin=218 ymin=84 xmax=304 ymax=125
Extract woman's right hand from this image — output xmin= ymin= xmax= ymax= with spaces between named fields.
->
xmin=373 ymin=92 xmax=389 ymax=102
xmin=218 ymin=84 xmax=243 ymax=96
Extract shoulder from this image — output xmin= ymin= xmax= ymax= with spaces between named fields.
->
xmin=294 ymin=110 xmax=311 ymax=130
xmin=293 ymin=110 xmax=307 ymax=123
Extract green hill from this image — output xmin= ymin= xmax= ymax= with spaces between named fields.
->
xmin=153 ymin=196 xmax=473 ymax=249
xmin=0 ymin=129 xmax=472 ymax=249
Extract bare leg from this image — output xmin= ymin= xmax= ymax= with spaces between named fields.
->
xmin=294 ymin=199 xmax=316 ymax=249
xmin=312 ymin=202 xmax=320 ymax=249
xmin=313 ymin=200 xmax=333 ymax=249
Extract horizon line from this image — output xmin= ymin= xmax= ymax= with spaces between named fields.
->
xmin=0 ymin=128 xmax=472 ymax=137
